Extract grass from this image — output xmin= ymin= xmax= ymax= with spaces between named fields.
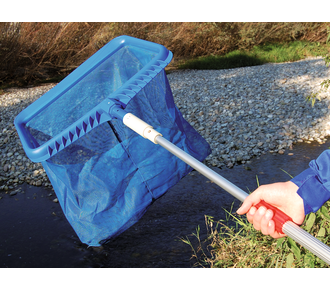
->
xmin=182 ymin=203 xmax=330 ymax=268
xmin=181 ymin=188 xmax=330 ymax=268
xmin=178 ymin=51 xmax=264 ymax=70
xmin=178 ymin=41 xmax=330 ymax=70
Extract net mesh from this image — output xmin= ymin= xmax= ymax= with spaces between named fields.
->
xmin=24 ymin=45 xmax=211 ymax=246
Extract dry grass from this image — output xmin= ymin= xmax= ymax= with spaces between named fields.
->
xmin=181 ymin=202 xmax=330 ymax=268
xmin=1 ymin=22 xmax=329 ymax=86
xmin=203 ymin=216 xmax=286 ymax=268
xmin=0 ymin=22 xmax=102 ymax=85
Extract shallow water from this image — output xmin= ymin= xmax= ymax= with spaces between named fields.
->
xmin=1 ymin=139 xmax=330 ymax=267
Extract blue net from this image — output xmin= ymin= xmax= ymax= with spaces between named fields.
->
xmin=21 ymin=41 xmax=211 ymax=246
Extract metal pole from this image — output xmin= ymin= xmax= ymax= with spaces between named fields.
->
xmin=156 ymin=135 xmax=330 ymax=265
xmin=156 ymin=136 xmax=248 ymax=202
xmin=282 ymin=221 xmax=330 ymax=264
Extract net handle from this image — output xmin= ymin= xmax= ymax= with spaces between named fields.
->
xmin=123 ymin=113 xmax=162 ymax=144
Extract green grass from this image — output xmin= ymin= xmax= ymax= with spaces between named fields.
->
xmin=181 ymin=173 xmax=330 ymax=268
xmin=178 ymin=41 xmax=330 ymax=70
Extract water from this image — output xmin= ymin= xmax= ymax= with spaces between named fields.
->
xmin=1 ymin=140 xmax=329 ymax=267
xmin=0 ymin=184 xmax=88 ymax=267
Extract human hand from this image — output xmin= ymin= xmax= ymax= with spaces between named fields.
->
xmin=236 ymin=181 xmax=305 ymax=239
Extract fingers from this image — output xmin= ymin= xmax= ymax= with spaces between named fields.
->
xmin=260 ymin=208 xmax=273 ymax=235
xmin=236 ymin=183 xmax=294 ymax=239
xmin=245 ymin=205 xmax=286 ymax=238
xmin=269 ymin=221 xmax=286 ymax=239
xmin=246 ymin=206 xmax=270 ymax=232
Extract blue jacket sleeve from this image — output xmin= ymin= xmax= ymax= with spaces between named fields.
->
xmin=291 ymin=149 xmax=330 ymax=215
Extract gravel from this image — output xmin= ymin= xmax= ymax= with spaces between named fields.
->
xmin=0 ymin=84 xmax=56 ymax=191
xmin=168 ymin=57 xmax=330 ymax=168
xmin=1 ymin=57 xmax=330 ymax=191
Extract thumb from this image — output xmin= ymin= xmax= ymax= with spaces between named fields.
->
xmin=236 ymin=193 xmax=262 ymax=215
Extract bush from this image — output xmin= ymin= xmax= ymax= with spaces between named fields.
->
xmin=0 ymin=22 xmax=103 ymax=85
xmin=1 ymin=22 xmax=330 ymax=86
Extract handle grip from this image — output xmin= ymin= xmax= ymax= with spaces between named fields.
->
xmin=254 ymin=200 xmax=293 ymax=234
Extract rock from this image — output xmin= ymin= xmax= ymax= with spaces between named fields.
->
xmin=236 ymin=155 xmax=243 ymax=162
xmin=269 ymin=143 xmax=276 ymax=150
xmin=227 ymin=162 xmax=234 ymax=168
xmin=9 ymin=189 xmax=19 ymax=196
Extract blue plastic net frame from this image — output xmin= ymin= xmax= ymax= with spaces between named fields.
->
xmin=14 ymin=35 xmax=211 ymax=246
xmin=15 ymin=35 xmax=173 ymax=163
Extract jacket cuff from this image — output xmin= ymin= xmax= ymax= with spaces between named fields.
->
xmin=291 ymin=168 xmax=314 ymax=188
xmin=291 ymin=168 xmax=330 ymax=215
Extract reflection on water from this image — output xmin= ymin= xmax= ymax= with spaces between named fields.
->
xmin=1 ymin=139 xmax=329 ymax=267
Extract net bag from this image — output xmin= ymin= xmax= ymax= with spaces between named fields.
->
xmin=15 ymin=36 xmax=211 ymax=246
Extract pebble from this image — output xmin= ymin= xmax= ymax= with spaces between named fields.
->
xmin=168 ymin=57 xmax=330 ymax=168
xmin=9 ymin=190 xmax=18 ymax=196
xmin=0 ymin=57 xmax=330 ymax=192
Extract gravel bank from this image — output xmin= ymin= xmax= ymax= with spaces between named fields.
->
xmin=169 ymin=57 xmax=330 ymax=168
xmin=0 ymin=84 xmax=56 ymax=192
xmin=1 ymin=57 xmax=330 ymax=192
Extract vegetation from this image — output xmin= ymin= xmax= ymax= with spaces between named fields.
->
xmin=1 ymin=22 xmax=330 ymax=87
xmin=179 ymin=41 xmax=330 ymax=70
xmin=182 ymin=191 xmax=330 ymax=268
xmin=306 ymin=51 xmax=330 ymax=106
